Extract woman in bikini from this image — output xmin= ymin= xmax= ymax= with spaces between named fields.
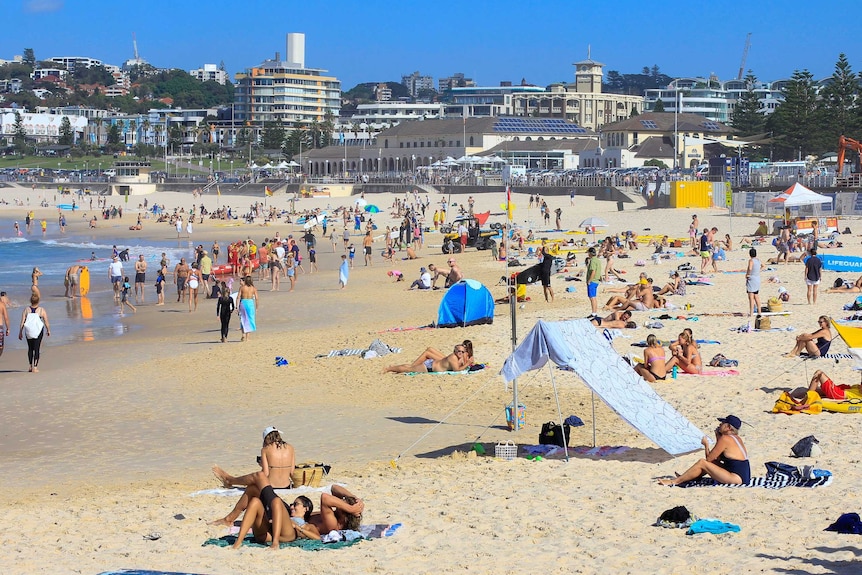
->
xmin=659 ymin=415 xmax=750 ymax=486
xmin=31 ymin=267 xmax=43 ymax=298
xmin=210 ymin=426 xmax=296 ymax=526
xmin=634 ymin=334 xmax=668 ymax=382
xmin=666 ymin=331 xmax=702 ymax=374
xmin=232 ymin=471 xmax=362 ymax=549
xmin=656 ymin=271 xmax=685 ymax=297
xmin=187 ymin=263 xmax=202 ymax=312
xmin=384 ymin=340 xmax=473 ymax=374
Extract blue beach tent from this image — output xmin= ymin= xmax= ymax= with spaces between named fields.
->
xmin=436 ymin=279 xmax=494 ymax=328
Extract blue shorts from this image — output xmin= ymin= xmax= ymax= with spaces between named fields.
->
xmin=588 ymin=282 xmax=599 ymax=298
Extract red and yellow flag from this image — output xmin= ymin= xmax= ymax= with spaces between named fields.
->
xmin=265 ymin=186 xmax=273 ymax=197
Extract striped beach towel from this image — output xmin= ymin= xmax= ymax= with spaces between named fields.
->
xmin=677 ymin=474 xmax=832 ymax=489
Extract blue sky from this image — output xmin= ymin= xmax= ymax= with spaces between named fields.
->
xmin=4 ymin=0 xmax=858 ymax=89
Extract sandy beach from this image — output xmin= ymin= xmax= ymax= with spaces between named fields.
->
xmin=2 ymin=184 xmax=862 ymax=574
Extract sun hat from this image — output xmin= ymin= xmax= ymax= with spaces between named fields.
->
xmin=778 ymin=286 xmax=787 ymax=294
xmin=639 ymin=278 xmax=648 ymax=285
xmin=262 ymin=426 xmax=280 ymax=440
xmin=718 ymin=415 xmax=742 ymax=430
xmin=420 ymin=267 xmax=427 ymax=273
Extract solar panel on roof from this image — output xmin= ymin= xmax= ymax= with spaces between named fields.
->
xmin=640 ymin=120 xmax=658 ymax=129
xmin=702 ymin=121 xmax=720 ymax=131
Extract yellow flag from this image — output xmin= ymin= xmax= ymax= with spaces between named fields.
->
xmin=217 ymin=185 xmax=221 ymax=197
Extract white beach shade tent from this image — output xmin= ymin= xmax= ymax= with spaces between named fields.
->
xmin=768 ymin=183 xmax=833 ymax=225
xmin=500 ymin=320 xmax=704 ymax=457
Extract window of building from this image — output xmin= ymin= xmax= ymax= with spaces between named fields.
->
xmin=400 ymin=142 xmax=403 ymax=148
xmin=384 ymin=139 xmax=388 ymax=148
xmin=633 ymin=132 xmax=639 ymax=146
xmin=420 ymin=142 xmax=424 ymax=147
xmin=456 ymin=141 xmax=460 ymax=147
xmin=469 ymin=136 xmax=474 ymax=146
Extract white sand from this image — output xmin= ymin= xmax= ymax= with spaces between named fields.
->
xmin=1 ymin=184 xmax=862 ymax=573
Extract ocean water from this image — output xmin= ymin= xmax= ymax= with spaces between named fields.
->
xmin=0 ymin=216 xmax=196 ymax=352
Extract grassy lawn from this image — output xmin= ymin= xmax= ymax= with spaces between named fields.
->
xmin=0 ymin=154 xmax=173 ymax=171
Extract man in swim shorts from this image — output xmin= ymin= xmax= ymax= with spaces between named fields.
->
xmin=804 ymin=370 xmax=862 ymax=401
xmin=134 ymin=254 xmax=147 ymax=303
xmin=174 ymin=258 xmax=190 ymax=303
xmin=108 ymin=256 xmax=124 ymax=301
xmin=586 ymin=247 xmax=602 ymax=316
xmin=65 ymin=265 xmax=81 ymax=298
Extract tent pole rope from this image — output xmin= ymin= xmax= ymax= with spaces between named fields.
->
xmin=591 ymin=392 xmax=597 ymax=448
xmin=546 ymin=364 xmax=569 ymax=462
xmin=391 ymin=372 xmax=500 ymax=464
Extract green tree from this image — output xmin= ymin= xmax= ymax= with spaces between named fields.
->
xmin=653 ymin=98 xmax=665 ymax=112
xmin=731 ymin=71 xmax=765 ymax=136
xmin=261 ymin=123 xmax=286 ymax=150
xmin=168 ymin=125 xmax=183 ymax=154
xmin=629 ymin=105 xmax=639 ymax=117
xmin=283 ymin=128 xmax=310 ymax=159
xmin=106 ymin=122 xmax=122 ymax=152
xmin=12 ymin=111 xmax=27 ymax=153
xmin=819 ymin=53 xmax=859 ymax=145
xmin=22 ymin=48 xmax=35 ymax=69
xmin=767 ymin=69 xmax=821 ymax=160
xmin=59 ymin=117 xmax=74 ymax=146
xmin=320 ymin=110 xmax=335 ymax=148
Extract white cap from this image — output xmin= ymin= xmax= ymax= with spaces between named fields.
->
xmin=262 ymin=426 xmax=279 ymax=440
xmin=778 ymin=286 xmax=787 ymax=293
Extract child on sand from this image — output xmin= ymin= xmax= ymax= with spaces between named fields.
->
xmin=120 ymin=276 xmax=137 ymax=315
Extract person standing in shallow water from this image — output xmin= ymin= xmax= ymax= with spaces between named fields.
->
xmin=19 ymin=293 xmax=49 ymax=373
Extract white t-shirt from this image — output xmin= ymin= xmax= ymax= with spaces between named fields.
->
xmin=274 ymin=246 xmax=285 ymax=260
xmin=109 ymin=261 xmax=123 ymax=277
xmin=420 ymin=271 xmax=432 ymax=288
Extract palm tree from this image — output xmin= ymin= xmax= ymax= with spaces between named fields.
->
xmin=141 ymin=117 xmax=151 ymax=145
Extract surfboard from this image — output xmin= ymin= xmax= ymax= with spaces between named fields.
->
xmin=79 ymin=266 xmax=90 ymax=296
xmin=57 ymin=204 xmax=74 ymax=210
xmin=80 ymin=296 xmax=93 ymax=321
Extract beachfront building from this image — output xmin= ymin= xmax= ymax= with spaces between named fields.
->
xmin=442 ymin=84 xmax=547 ymax=117
xmin=438 ymin=73 xmax=475 ymax=92
xmin=643 ymin=77 xmax=786 ymax=122
xmin=190 ymin=64 xmax=228 ymax=85
xmin=582 ymin=112 xmax=734 ymax=169
xmin=302 ymin=116 xmax=593 ymax=175
xmin=401 ymin=71 xmax=434 ymax=98
xmin=478 ymin=138 xmax=598 ymax=170
xmin=510 ymin=58 xmax=643 ymax=133
xmin=45 ymin=56 xmax=108 ymax=73
xmin=0 ymin=110 xmax=87 ymax=145
xmin=233 ymin=32 xmax=341 ymax=145
xmin=31 ymin=68 xmax=69 ymax=81
xmin=334 ymin=101 xmax=446 ymax=146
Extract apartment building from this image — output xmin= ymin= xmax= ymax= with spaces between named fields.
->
xmin=233 ymin=32 xmax=341 ymax=142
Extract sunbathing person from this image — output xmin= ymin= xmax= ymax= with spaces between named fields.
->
xmin=590 ymin=310 xmax=636 ymax=329
xmin=634 ymin=334 xmax=668 ymax=382
xmin=666 ymin=331 xmax=702 ymax=374
xmin=231 ymin=471 xmax=322 ymax=549
xmin=826 ymin=276 xmax=862 ymax=293
xmin=795 ymin=369 xmax=862 ymax=402
xmin=604 ymin=272 xmax=648 ymax=294
xmin=384 ymin=340 xmax=473 ymax=373
xmin=658 ymin=415 xmax=750 ymax=486
xmin=604 ymin=278 xmax=662 ymax=311
xmin=785 ymin=316 xmax=832 ymax=357
xmin=210 ymin=427 xmax=295 ymax=526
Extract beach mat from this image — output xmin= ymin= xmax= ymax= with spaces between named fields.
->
xmin=680 ymin=369 xmax=740 ymax=377
xmin=676 ymin=475 xmax=832 ymax=489
xmin=203 ymin=535 xmax=359 ymax=550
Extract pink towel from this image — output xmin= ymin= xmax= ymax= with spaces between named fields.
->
xmin=681 ymin=369 xmax=740 ymax=377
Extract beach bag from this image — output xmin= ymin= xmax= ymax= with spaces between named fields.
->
xmin=23 ymin=310 xmax=44 ymax=339
xmin=791 ymin=435 xmax=822 ymax=458
xmin=677 ymin=263 xmax=693 ymax=272
xmin=539 ymin=421 xmax=570 ymax=447
xmin=767 ymin=297 xmax=783 ymax=312
xmin=755 ymin=315 xmax=771 ymax=330
xmin=290 ymin=463 xmax=330 ymax=488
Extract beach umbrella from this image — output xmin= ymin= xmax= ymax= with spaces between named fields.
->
xmin=355 ymin=197 xmax=368 ymax=207
xmin=578 ymin=217 xmax=609 ymax=240
xmin=489 ymin=155 xmax=506 ymax=164
xmin=364 ymin=204 xmax=380 ymax=213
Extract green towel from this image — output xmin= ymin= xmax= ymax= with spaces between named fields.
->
xmin=203 ymin=535 xmax=359 ymax=551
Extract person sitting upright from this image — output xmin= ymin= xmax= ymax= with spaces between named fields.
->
xmin=659 ymin=415 xmax=750 ymax=486
xmin=785 ymin=316 xmax=832 ymax=357
xmin=633 ymin=334 xmax=668 ymax=382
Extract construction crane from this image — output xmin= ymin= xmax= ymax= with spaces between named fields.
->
xmin=838 ymin=135 xmax=862 ymax=176
xmin=737 ymin=33 xmax=752 ymax=81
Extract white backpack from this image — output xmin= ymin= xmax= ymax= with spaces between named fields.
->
xmin=23 ymin=309 xmax=44 ymax=339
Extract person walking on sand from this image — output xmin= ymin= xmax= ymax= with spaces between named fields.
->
xmin=745 ymin=248 xmax=762 ymax=316
xmin=339 ymin=254 xmax=349 ymax=289
xmin=216 ymin=281 xmax=234 ymax=343
xmin=134 ymin=254 xmax=147 ymax=303
xmin=19 ymin=293 xmax=49 ymax=373
xmin=586 ymin=247 xmax=602 ymax=317
xmin=187 ymin=262 xmax=202 ymax=312
xmin=805 ymin=248 xmax=822 ymax=305
xmin=238 ymin=275 xmax=258 ymax=341
xmin=174 ymin=258 xmax=190 ymax=303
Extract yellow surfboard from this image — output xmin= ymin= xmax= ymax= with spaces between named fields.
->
xmin=80 ymin=296 xmax=93 ymax=321
xmin=79 ymin=266 xmax=90 ymax=296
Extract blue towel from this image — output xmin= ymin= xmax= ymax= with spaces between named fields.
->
xmin=564 ymin=415 xmax=585 ymax=427
xmin=686 ymin=519 xmax=741 ymax=535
